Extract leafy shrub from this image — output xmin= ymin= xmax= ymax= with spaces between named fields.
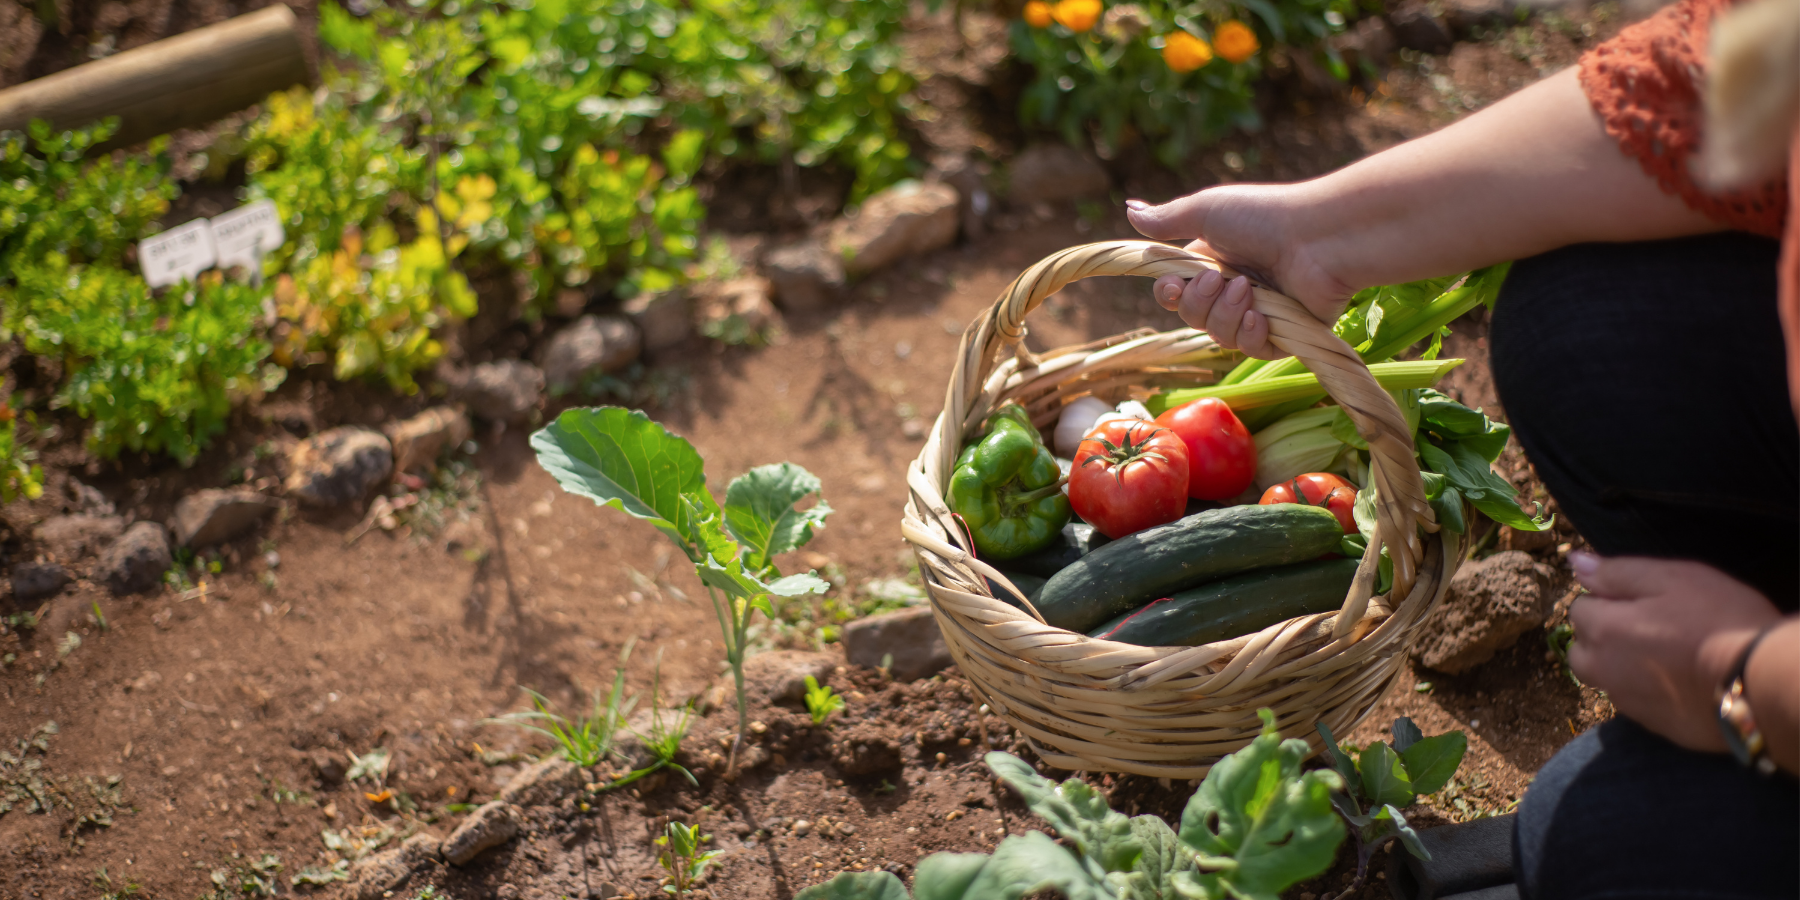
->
xmin=0 ymin=120 xmax=175 ymax=270
xmin=1010 ymin=0 xmax=1347 ymax=164
xmin=0 ymin=399 xmax=43 ymax=503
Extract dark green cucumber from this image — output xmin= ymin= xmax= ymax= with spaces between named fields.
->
xmin=1086 ymin=558 xmax=1360 ymax=646
xmin=985 ymin=571 xmax=1048 ymax=609
xmin=1003 ymin=522 xmax=1112 ymax=578
xmin=1035 ymin=504 xmax=1345 ymax=633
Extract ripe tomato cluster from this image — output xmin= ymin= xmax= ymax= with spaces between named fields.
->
xmin=1068 ymin=397 xmax=1256 ymax=539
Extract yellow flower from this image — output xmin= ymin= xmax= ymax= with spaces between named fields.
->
xmin=1052 ymin=0 xmax=1103 ymax=33
xmin=1024 ymin=0 xmax=1053 ymax=28
xmin=1162 ymin=30 xmax=1213 ymax=73
xmin=1214 ymin=19 xmax=1260 ymax=64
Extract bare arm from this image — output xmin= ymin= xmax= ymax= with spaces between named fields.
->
xmin=1126 ymin=66 xmax=1723 ymax=356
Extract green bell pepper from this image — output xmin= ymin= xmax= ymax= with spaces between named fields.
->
xmin=947 ymin=403 xmax=1072 ymax=560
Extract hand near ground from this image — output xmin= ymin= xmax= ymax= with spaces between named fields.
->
xmin=1567 ymin=553 xmax=1789 ymax=757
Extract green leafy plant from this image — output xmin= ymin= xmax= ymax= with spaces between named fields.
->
xmin=797 ymin=708 xmax=1344 ymax=899
xmin=1546 ymin=622 xmax=1579 ymax=685
xmin=804 ymin=675 xmax=844 ymax=726
xmin=490 ymin=640 xmax=637 ymax=768
xmin=613 ymin=650 xmax=698 ymax=790
xmin=0 ymin=399 xmax=42 ymax=503
xmin=531 ymin=406 xmax=832 ymax=767
xmin=655 ymin=820 xmax=721 ymax=897
xmin=1315 ymin=716 xmax=1468 ymax=893
xmin=200 ymin=853 xmax=282 ymax=899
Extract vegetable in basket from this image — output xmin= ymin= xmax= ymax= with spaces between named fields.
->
xmin=1154 ymin=396 xmax=1257 ymax=501
xmin=1088 ymin=558 xmax=1361 ymax=647
xmin=1068 ymin=418 xmax=1189 ymax=540
xmin=946 ymin=402 xmax=1072 ymax=560
xmin=1260 ymin=472 xmax=1358 ymax=534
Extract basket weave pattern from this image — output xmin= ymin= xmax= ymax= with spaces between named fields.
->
xmin=900 ymin=241 xmax=1467 ymax=778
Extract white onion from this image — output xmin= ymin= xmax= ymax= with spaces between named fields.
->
xmin=1054 ymin=396 xmax=1112 ymax=457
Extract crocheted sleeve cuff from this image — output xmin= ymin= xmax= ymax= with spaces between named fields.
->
xmin=1579 ymin=0 xmax=1787 ymax=237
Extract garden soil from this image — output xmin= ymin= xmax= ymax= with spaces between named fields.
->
xmin=1 ymin=3 xmax=1628 ymax=897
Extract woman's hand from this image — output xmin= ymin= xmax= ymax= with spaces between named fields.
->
xmin=1568 ymin=552 xmax=1785 ymax=754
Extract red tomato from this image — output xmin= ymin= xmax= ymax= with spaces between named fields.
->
xmin=1070 ymin=420 xmax=1190 ymax=539
xmin=1154 ymin=398 xmax=1256 ymax=501
xmin=1259 ymin=473 xmax=1358 ymax=534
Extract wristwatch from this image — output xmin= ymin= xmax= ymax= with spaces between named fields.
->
xmin=1718 ymin=625 xmax=1778 ymax=776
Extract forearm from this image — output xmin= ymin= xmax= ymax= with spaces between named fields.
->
xmin=1301 ymin=66 xmax=1722 ymax=290
xmin=1740 ymin=619 xmax=1797 ymax=774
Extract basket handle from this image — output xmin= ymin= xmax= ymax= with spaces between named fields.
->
xmin=934 ymin=240 xmax=1437 ymax=613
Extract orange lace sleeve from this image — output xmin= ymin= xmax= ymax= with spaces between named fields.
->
xmin=1579 ymin=0 xmax=1788 ymax=237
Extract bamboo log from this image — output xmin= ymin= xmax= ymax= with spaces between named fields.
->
xmin=0 ymin=5 xmax=309 ymax=149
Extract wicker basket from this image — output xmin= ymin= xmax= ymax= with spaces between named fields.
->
xmin=900 ymin=240 xmax=1468 ymax=779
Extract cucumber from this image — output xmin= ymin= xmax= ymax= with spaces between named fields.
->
xmin=1003 ymin=522 xmax=1112 ymax=578
xmin=1034 ymin=504 xmax=1346 ymax=633
xmin=985 ymin=571 xmax=1047 ymax=609
xmin=1087 ymin=558 xmax=1360 ymax=646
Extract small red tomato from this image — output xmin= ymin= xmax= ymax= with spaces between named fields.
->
xmin=1259 ymin=472 xmax=1358 ymax=533
xmin=1070 ymin=419 xmax=1190 ymax=539
xmin=1154 ymin=397 xmax=1256 ymax=501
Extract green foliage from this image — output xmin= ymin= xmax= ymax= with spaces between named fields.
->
xmin=0 ymin=399 xmax=43 ymax=503
xmin=1010 ymin=0 xmax=1345 ymax=165
xmin=797 ymin=709 xmax=1344 ymax=900
xmin=530 ymin=406 xmax=831 ymax=757
xmin=0 ymin=119 xmax=175 ymax=270
xmin=655 ymin=820 xmax=721 ymax=897
xmin=1315 ymin=716 xmax=1468 ymax=891
xmin=804 ymin=675 xmax=844 ymax=726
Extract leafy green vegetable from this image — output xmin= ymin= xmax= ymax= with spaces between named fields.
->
xmin=531 ymin=407 xmax=716 ymax=556
xmin=725 ymin=464 xmax=834 ymax=573
xmin=1313 ymin=715 xmax=1469 ymax=894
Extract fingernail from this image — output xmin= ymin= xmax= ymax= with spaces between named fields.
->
xmin=1569 ymin=551 xmax=1599 ymax=577
xmin=1125 ymin=199 xmax=1150 ymax=212
xmin=1161 ymin=283 xmax=1180 ymax=302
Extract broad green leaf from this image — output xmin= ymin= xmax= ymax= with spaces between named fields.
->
xmin=914 ymin=833 xmax=1112 ymax=900
xmin=1430 ymin=484 xmax=1467 ymax=535
xmin=1106 ymin=814 xmax=1195 ymax=900
xmin=724 ymin=462 xmax=833 ymax=572
xmin=1372 ymin=805 xmax=1430 ymax=861
xmin=912 ymin=853 xmax=988 ymax=900
xmin=1391 ymin=718 xmax=1423 ymax=754
xmin=1179 ymin=710 xmax=1345 ymax=900
xmin=1417 ymin=389 xmax=1509 ymax=463
xmin=1357 ymin=742 xmax=1414 ymax=809
xmin=1419 ymin=439 xmax=1549 ymax=532
xmin=767 ymin=572 xmax=830 ymax=597
xmin=794 ymin=871 xmax=910 ymax=900
xmin=531 ymin=407 xmax=716 ymax=557
xmin=985 ymin=752 xmax=1138 ymax=872
xmin=1399 ymin=732 xmax=1467 ymax=796
xmin=1313 ymin=722 xmax=1359 ymax=792
xmin=1327 ymin=790 xmax=1371 ymax=828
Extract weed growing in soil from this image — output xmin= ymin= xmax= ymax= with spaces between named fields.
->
xmin=532 ymin=406 xmax=831 ymax=769
xmin=654 ymin=820 xmax=720 ymax=898
xmin=1316 ymin=716 xmax=1469 ymax=893
xmin=199 ymin=852 xmax=282 ymax=899
xmin=493 ymin=640 xmax=637 ymax=768
xmin=804 ymin=675 xmax=844 ymax=726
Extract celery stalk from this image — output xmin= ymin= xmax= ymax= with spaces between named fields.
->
xmin=1146 ymin=359 xmax=1464 ymax=415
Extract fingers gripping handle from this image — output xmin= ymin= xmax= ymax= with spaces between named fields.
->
xmin=966 ymin=240 xmax=1436 ymax=611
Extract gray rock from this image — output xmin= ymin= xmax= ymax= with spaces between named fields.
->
xmin=11 ymin=562 xmax=70 ymax=603
xmin=842 ymin=607 xmax=953 ymax=682
xmin=1330 ymin=16 xmax=1395 ymax=67
xmin=385 ymin=406 xmax=471 ymax=477
xmin=498 ymin=756 xmax=585 ymax=807
xmin=442 ymin=800 xmax=520 ymax=866
xmin=1388 ymin=1 xmax=1453 ymax=53
xmin=764 ymin=240 xmax=847 ymax=313
xmin=931 ymin=154 xmax=995 ymax=240
xmin=35 ymin=515 xmax=125 ymax=561
xmin=97 ymin=521 xmax=172 ymax=595
xmin=1414 ymin=551 xmax=1554 ymax=675
xmin=696 ymin=277 xmax=781 ymax=342
xmin=64 ymin=480 xmax=115 ymax=516
xmin=830 ymin=181 xmax=960 ymax=279
xmin=454 ymin=360 xmax=544 ymax=424
xmin=1006 ymin=144 xmax=1110 ymax=203
xmin=622 ymin=289 xmax=693 ymax=354
xmin=751 ymin=650 xmax=837 ymax=705
xmin=168 ymin=489 xmax=277 ymax=549
xmin=541 ymin=314 xmax=641 ymax=394
xmin=350 ymin=832 xmax=440 ymax=899
xmin=283 ymin=427 xmax=392 ymax=507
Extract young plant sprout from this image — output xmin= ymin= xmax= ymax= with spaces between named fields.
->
xmin=655 ymin=821 xmax=720 ymax=898
xmin=488 ymin=639 xmax=637 ymax=769
xmin=803 ymin=675 xmax=844 ymax=726
xmin=1316 ymin=716 xmax=1470 ymax=894
xmin=532 ymin=407 xmax=832 ymax=770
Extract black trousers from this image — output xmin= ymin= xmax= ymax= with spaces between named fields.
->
xmin=1491 ymin=233 xmax=1799 ymax=898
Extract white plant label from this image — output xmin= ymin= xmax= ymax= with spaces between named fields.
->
xmin=210 ymin=200 xmax=284 ymax=272
xmin=138 ymin=218 xmax=217 ymax=288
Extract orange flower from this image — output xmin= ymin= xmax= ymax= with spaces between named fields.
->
xmin=1161 ymin=31 xmax=1213 ymax=73
xmin=1052 ymin=0 xmax=1103 ymax=33
xmin=1024 ymin=0 xmax=1054 ymax=28
xmin=1214 ymin=19 xmax=1260 ymax=64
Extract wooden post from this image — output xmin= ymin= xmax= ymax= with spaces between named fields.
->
xmin=0 ymin=5 xmax=310 ymax=149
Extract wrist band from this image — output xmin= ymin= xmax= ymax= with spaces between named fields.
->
xmin=1718 ymin=624 xmax=1778 ymax=776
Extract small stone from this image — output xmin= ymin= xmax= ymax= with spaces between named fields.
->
xmin=1006 ymin=144 xmax=1109 ymax=203
xmin=792 ymin=819 xmax=811 ymax=836
xmin=384 ymin=406 xmax=471 ymax=478
xmin=440 ymin=518 xmax=491 ymax=558
xmin=901 ymin=419 xmax=926 ymax=440
xmin=128 ymin=670 xmax=162 ymax=693
xmin=442 ymin=801 xmax=519 ymax=865
xmin=763 ymin=240 xmax=847 ymax=313
xmin=34 ymin=515 xmax=125 ymax=561
xmin=830 ymin=181 xmax=960 ymax=279
xmin=498 ymin=756 xmax=584 ymax=807
xmin=747 ymin=650 xmax=836 ymax=705
xmin=1387 ymin=1 xmax=1453 ymax=53
xmin=284 ymin=427 xmax=393 ymax=507
xmin=453 ymin=360 xmax=544 ymax=424
xmin=350 ymin=832 xmax=440 ymax=898
xmin=97 ymin=522 xmax=172 ymax=596
xmin=64 ymin=479 xmax=115 ymax=516
xmin=11 ymin=562 xmax=70 ymax=603
xmin=311 ymin=750 xmax=346 ymax=787
xmin=829 ymin=725 xmax=904 ymax=776
xmin=540 ymin=314 xmax=641 ymax=394
xmin=1414 ymin=551 xmax=1554 ymax=675
xmin=622 ymin=289 xmax=693 ymax=354
xmin=168 ymin=489 xmax=277 ymax=549
xmin=842 ymin=607 xmax=953 ymax=682
xmin=696 ymin=277 xmax=781 ymax=343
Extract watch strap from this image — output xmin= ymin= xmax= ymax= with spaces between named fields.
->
xmin=1718 ymin=624 xmax=1777 ymax=776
